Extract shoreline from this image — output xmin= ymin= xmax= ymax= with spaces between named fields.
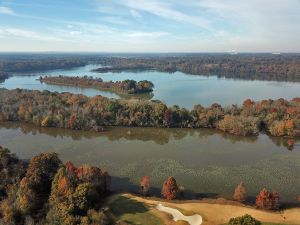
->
xmin=106 ymin=193 xmax=300 ymax=225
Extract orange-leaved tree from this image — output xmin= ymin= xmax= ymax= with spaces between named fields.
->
xmin=140 ymin=176 xmax=150 ymax=196
xmin=256 ymin=188 xmax=280 ymax=210
xmin=233 ymin=182 xmax=246 ymax=202
xmin=161 ymin=177 xmax=178 ymax=200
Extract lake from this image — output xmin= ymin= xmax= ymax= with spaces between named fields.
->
xmin=1 ymin=64 xmax=299 ymax=109
xmin=0 ymin=122 xmax=299 ymax=203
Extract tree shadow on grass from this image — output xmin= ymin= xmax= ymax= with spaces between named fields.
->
xmin=108 ymin=195 xmax=149 ymax=217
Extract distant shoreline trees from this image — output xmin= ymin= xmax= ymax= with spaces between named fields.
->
xmin=1 ymin=54 xmax=300 ymax=82
xmin=91 ymin=54 xmax=300 ymax=82
xmin=0 ymin=72 xmax=9 ymax=82
xmin=0 ymin=89 xmax=299 ymax=138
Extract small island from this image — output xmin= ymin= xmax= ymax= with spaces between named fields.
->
xmin=39 ymin=75 xmax=154 ymax=95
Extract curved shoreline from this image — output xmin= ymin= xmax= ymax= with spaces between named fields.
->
xmin=118 ymin=193 xmax=300 ymax=225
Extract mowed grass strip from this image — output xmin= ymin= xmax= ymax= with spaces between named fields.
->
xmin=106 ymin=194 xmax=164 ymax=225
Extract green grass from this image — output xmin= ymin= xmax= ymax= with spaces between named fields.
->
xmin=106 ymin=195 xmax=164 ymax=225
xmin=224 ymin=223 xmax=295 ymax=225
xmin=262 ymin=223 xmax=295 ymax=225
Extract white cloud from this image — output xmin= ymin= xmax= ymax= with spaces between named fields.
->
xmin=0 ymin=6 xmax=15 ymax=15
xmin=130 ymin=9 xmax=141 ymax=19
xmin=126 ymin=31 xmax=169 ymax=38
xmin=100 ymin=16 xmax=128 ymax=25
xmin=121 ymin=0 xmax=211 ymax=29
xmin=0 ymin=27 xmax=63 ymax=41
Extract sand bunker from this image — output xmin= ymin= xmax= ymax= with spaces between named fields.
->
xmin=156 ymin=203 xmax=202 ymax=225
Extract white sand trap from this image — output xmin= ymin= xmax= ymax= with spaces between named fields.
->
xmin=156 ymin=203 xmax=202 ymax=225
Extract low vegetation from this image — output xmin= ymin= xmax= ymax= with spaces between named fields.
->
xmin=228 ymin=214 xmax=261 ymax=225
xmin=40 ymin=75 xmax=154 ymax=94
xmin=0 ymin=89 xmax=299 ymax=138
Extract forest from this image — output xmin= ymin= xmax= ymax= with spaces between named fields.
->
xmin=40 ymin=76 xmax=154 ymax=94
xmin=1 ymin=53 xmax=300 ymax=82
xmin=92 ymin=54 xmax=300 ymax=82
xmin=0 ymin=88 xmax=299 ymax=140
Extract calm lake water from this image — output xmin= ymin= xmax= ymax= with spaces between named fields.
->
xmin=0 ymin=122 xmax=299 ymax=202
xmin=1 ymin=65 xmax=299 ymax=203
xmin=1 ymin=64 xmax=299 ymax=109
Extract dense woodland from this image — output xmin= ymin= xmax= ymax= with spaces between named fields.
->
xmin=92 ymin=54 xmax=300 ymax=82
xmin=40 ymin=76 xmax=154 ymax=94
xmin=0 ymin=55 xmax=89 ymax=73
xmin=0 ymin=146 xmax=112 ymax=225
xmin=1 ymin=53 xmax=300 ymax=82
xmin=0 ymin=88 xmax=299 ymax=139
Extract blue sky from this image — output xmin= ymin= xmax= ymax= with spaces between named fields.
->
xmin=0 ymin=0 xmax=299 ymax=52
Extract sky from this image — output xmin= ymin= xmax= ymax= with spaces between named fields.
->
xmin=0 ymin=0 xmax=299 ymax=52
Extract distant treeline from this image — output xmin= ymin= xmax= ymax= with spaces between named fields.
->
xmin=40 ymin=76 xmax=154 ymax=94
xmin=93 ymin=54 xmax=300 ymax=82
xmin=0 ymin=72 xmax=9 ymax=81
xmin=0 ymin=88 xmax=299 ymax=138
xmin=0 ymin=53 xmax=300 ymax=82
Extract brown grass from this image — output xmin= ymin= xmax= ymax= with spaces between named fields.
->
xmin=123 ymin=193 xmax=300 ymax=225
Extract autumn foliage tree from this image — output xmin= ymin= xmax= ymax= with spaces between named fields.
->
xmin=0 ymin=146 xmax=25 ymax=200
xmin=16 ymin=152 xmax=62 ymax=215
xmin=161 ymin=177 xmax=179 ymax=200
xmin=256 ymin=188 xmax=280 ymax=210
xmin=139 ymin=176 xmax=150 ymax=196
xmin=233 ymin=182 xmax=246 ymax=202
xmin=47 ymin=161 xmax=111 ymax=225
xmin=0 ymin=88 xmax=300 ymax=139
xmin=0 ymin=148 xmax=113 ymax=225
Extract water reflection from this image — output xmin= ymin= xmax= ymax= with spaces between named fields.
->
xmin=0 ymin=123 xmax=299 ymax=202
xmin=1 ymin=122 xmax=297 ymax=150
xmin=0 ymin=122 xmax=261 ymax=145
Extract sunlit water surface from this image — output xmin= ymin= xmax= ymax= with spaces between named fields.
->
xmin=1 ymin=64 xmax=299 ymax=109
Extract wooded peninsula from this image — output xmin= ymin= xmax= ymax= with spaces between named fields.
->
xmin=40 ymin=76 xmax=154 ymax=95
xmin=0 ymin=88 xmax=299 ymax=140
